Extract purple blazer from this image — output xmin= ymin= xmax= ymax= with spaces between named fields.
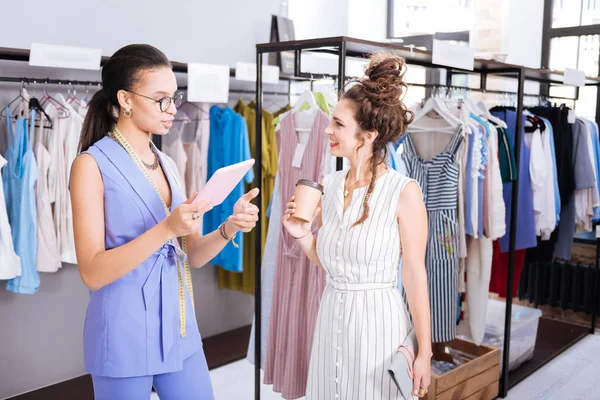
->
xmin=81 ymin=136 xmax=202 ymax=377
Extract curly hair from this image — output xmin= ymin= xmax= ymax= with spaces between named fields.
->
xmin=341 ymin=52 xmax=414 ymax=227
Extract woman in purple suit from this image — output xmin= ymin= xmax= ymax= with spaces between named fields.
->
xmin=69 ymin=44 xmax=259 ymax=400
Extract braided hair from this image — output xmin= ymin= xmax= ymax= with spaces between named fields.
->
xmin=341 ymin=53 xmax=414 ymax=227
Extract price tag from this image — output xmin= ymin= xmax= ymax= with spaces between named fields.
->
xmin=235 ymin=62 xmax=280 ymax=84
xmin=187 ymin=63 xmax=230 ymax=103
xmin=291 ymin=143 xmax=307 ymax=168
xmin=568 ymin=109 xmax=576 ymax=124
xmin=596 ymin=225 xmax=600 ymax=238
xmin=432 ymin=40 xmax=475 ymax=71
xmin=564 ymin=68 xmax=586 ymax=87
xmin=29 ymin=43 xmax=101 ymax=70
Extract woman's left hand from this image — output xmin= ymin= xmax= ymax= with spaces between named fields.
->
xmin=412 ymin=354 xmax=431 ymax=398
xmin=228 ymin=188 xmax=260 ymax=233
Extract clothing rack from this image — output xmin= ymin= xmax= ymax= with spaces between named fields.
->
xmin=0 ymin=76 xmax=102 ymax=87
xmin=253 ymin=36 xmax=600 ymax=400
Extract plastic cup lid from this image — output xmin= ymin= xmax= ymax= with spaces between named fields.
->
xmin=296 ymin=179 xmax=324 ymax=193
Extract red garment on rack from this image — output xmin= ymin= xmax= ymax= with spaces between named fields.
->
xmin=489 ymin=240 xmax=526 ymax=298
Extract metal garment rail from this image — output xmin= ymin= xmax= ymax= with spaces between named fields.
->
xmin=253 ymin=36 xmax=600 ymax=400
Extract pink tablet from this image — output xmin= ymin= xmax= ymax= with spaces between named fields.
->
xmin=194 ymin=159 xmax=255 ymax=206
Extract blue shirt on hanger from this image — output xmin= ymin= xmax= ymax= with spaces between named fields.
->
xmin=3 ymin=109 xmax=39 ymax=294
xmin=204 ymin=106 xmax=254 ymax=273
xmin=538 ymin=116 xmax=561 ymax=225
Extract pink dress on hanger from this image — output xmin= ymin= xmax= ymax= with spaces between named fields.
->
xmin=264 ymin=110 xmax=329 ymax=399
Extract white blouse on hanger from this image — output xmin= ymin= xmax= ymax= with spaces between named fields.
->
xmin=0 ymin=154 xmax=22 ymax=280
xmin=163 ymin=124 xmax=188 ymax=196
xmin=61 ymin=96 xmax=83 ymax=264
xmin=44 ymin=100 xmax=69 ymax=263
xmin=34 ymin=113 xmax=61 ymax=273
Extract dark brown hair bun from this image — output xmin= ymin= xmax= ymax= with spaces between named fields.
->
xmin=361 ymin=53 xmax=407 ymax=106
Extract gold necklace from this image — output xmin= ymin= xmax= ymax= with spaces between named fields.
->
xmin=142 ymin=144 xmax=160 ymax=170
xmin=111 ymin=127 xmax=194 ymax=338
xmin=110 ymin=133 xmax=160 ymax=170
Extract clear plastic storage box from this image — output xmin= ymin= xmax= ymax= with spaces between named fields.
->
xmin=481 ymin=299 xmax=542 ymax=372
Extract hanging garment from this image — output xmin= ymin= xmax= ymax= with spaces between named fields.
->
xmin=574 ymin=118 xmax=597 ymax=232
xmin=457 ymin=236 xmax=493 ymax=345
xmin=264 ymin=110 xmax=329 ymax=399
xmin=80 ymin=136 xmax=206 ymax=378
xmin=483 ymin=119 xmax=505 ymax=240
xmin=489 ymin=240 xmax=527 ymax=298
xmin=163 ymin=125 xmax=188 ymax=196
xmin=529 ymin=107 xmax=575 ymax=207
xmin=34 ymin=114 xmax=61 ymax=273
xmin=402 ymin=126 xmax=464 ymax=343
xmin=582 ymin=119 xmax=599 ymax=208
xmin=527 ymin=120 xmax=558 ymax=240
xmin=491 ymin=109 xmax=537 ymax=253
xmin=588 ymin=120 xmax=600 ymax=221
xmin=554 ymin=119 xmax=596 ymax=259
xmin=247 ymin=106 xmax=294 ymax=366
xmin=58 ymin=95 xmax=83 ymax=265
xmin=541 ymin=117 xmax=562 ymax=225
xmin=247 ymin=172 xmax=282 ymax=368
xmin=204 ymin=106 xmax=254 ymax=272
xmin=183 ymin=115 xmax=210 ymax=200
xmin=306 ymin=169 xmax=414 ymax=400
xmin=3 ymin=111 xmax=39 ymax=294
xmin=217 ymin=101 xmax=277 ymax=293
xmin=0 ymin=153 xmax=21 ymax=280
xmin=494 ymin=124 xmax=517 ymax=184
xmin=182 ymin=118 xmax=208 ymax=235
xmin=44 ymin=102 xmax=69 ymax=264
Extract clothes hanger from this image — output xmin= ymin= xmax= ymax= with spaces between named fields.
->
xmin=66 ymin=83 xmax=83 ymax=108
xmin=411 ymin=95 xmax=461 ymax=133
xmin=40 ymin=81 xmax=70 ymax=119
xmin=292 ymin=89 xmax=318 ymax=113
xmin=180 ymin=100 xmax=210 ymax=120
xmin=0 ymin=85 xmax=30 ymax=119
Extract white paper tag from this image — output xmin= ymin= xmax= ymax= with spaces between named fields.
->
xmin=432 ymin=39 xmax=475 ymax=71
xmin=596 ymin=225 xmax=600 ymax=238
xmin=29 ymin=43 xmax=101 ymax=70
xmin=568 ymin=109 xmax=576 ymax=124
xmin=187 ymin=63 xmax=230 ymax=103
xmin=291 ymin=143 xmax=307 ymax=168
xmin=564 ymin=68 xmax=586 ymax=87
xmin=235 ymin=62 xmax=280 ymax=84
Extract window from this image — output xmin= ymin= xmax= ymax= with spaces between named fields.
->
xmin=544 ymin=0 xmax=600 ymax=123
xmin=553 ymin=0 xmax=600 ymax=26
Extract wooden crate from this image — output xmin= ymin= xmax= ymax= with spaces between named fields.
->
xmin=424 ymin=339 xmax=501 ymax=400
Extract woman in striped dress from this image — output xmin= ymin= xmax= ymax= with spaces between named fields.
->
xmin=282 ymin=54 xmax=432 ymax=399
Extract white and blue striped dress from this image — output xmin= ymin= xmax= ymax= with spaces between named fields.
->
xmin=307 ymin=168 xmax=416 ymax=400
xmin=402 ymin=126 xmax=464 ymax=343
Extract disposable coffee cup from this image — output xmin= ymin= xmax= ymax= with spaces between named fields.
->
xmin=293 ymin=179 xmax=324 ymax=223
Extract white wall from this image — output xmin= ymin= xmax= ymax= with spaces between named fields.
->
xmin=502 ymin=0 xmax=544 ymax=68
xmin=0 ymin=0 xmax=279 ymax=66
xmin=348 ymin=0 xmax=388 ymax=41
xmin=289 ymin=0 xmax=350 ymax=39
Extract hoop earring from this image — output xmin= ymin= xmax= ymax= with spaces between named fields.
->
xmin=124 ymin=108 xmax=133 ymax=117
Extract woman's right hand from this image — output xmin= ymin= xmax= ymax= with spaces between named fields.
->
xmin=281 ymin=196 xmax=320 ymax=239
xmin=165 ymin=192 xmax=213 ymax=238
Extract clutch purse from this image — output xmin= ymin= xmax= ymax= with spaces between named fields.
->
xmin=388 ymin=328 xmax=419 ymax=398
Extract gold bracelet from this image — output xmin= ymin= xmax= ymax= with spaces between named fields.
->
xmin=219 ymin=217 xmax=239 ymax=248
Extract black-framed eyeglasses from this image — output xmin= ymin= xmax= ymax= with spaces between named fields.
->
xmin=126 ymin=90 xmax=184 ymax=112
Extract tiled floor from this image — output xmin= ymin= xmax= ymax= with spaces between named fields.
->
xmin=152 ymin=333 xmax=600 ymax=399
